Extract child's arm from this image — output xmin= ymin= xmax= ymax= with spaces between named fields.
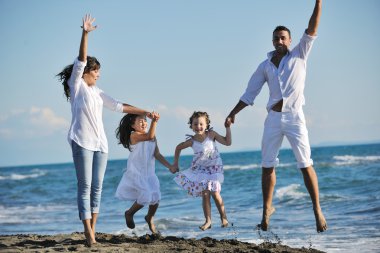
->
xmin=211 ymin=127 xmax=232 ymax=146
xmin=173 ymin=140 xmax=192 ymax=170
xmin=131 ymin=113 xmax=159 ymax=144
xmin=154 ymin=142 xmax=178 ymax=174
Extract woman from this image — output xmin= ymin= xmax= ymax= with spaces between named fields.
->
xmin=57 ymin=14 xmax=152 ymax=246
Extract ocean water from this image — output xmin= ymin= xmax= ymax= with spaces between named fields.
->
xmin=1 ymin=143 xmax=380 ymax=252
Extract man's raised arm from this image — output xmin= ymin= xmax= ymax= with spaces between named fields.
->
xmin=306 ymin=0 xmax=322 ymax=36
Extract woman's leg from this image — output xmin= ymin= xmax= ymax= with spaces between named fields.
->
xmin=71 ymin=141 xmax=95 ymax=245
xmin=145 ymin=203 xmax=159 ymax=234
xmin=200 ymin=190 xmax=212 ymax=230
xmin=90 ymin=151 xmax=108 ymax=238
xmin=211 ymin=191 xmax=228 ymax=227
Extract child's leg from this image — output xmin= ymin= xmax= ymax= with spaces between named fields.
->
xmin=200 ymin=190 xmax=212 ymax=230
xmin=145 ymin=203 xmax=159 ymax=234
xmin=125 ymin=201 xmax=144 ymax=229
xmin=211 ymin=191 xmax=229 ymax=227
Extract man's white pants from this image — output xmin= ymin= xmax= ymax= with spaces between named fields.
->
xmin=261 ymin=109 xmax=313 ymax=169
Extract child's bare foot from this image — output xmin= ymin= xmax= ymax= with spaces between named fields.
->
xmin=125 ymin=211 xmax=135 ymax=229
xmin=259 ymin=206 xmax=275 ymax=231
xmin=314 ymin=208 xmax=327 ymax=233
xmin=144 ymin=215 xmax=157 ymax=234
xmin=199 ymin=221 xmax=212 ymax=231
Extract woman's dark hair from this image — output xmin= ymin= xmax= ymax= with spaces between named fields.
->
xmin=188 ymin=111 xmax=211 ymax=130
xmin=56 ymin=56 xmax=101 ymax=100
xmin=116 ymin=114 xmax=139 ymax=151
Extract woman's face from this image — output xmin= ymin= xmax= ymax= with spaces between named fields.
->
xmin=83 ymin=68 xmax=100 ymax=86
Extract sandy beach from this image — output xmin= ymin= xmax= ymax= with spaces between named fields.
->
xmin=0 ymin=233 xmax=325 ymax=253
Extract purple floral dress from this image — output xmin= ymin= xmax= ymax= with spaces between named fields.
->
xmin=174 ymin=134 xmax=224 ymax=197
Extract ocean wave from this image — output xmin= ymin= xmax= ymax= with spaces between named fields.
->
xmin=0 ymin=204 xmax=74 ymax=225
xmin=223 ymin=163 xmax=260 ymax=170
xmin=275 ymin=184 xmax=307 ymax=199
xmin=0 ymin=169 xmax=47 ymax=181
xmin=223 ymin=162 xmax=295 ymax=171
xmin=333 ymin=155 xmax=380 ymax=166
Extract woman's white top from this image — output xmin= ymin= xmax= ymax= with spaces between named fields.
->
xmin=67 ymin=58 xmax=123 ymax=153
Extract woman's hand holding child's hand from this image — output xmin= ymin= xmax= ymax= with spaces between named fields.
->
xmin=152 ymin=112 xmax=160 ymax=122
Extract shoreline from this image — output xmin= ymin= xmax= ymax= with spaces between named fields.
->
xmin=0 ymin=232 xmax=325 ymax=253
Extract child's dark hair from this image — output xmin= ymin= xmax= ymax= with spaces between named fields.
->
xmin=56 ymin=56 xmax=101 ymax=101
xmin=116 ymin=114 xmax=139 ymax=151
xmin=188 ymin=111 xmax=211 ymax=130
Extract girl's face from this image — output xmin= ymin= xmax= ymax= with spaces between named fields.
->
xmin=132 ymin=116 xmax=148 ymax=133
xmin=191 ymin=116 xmax=207 ymax=135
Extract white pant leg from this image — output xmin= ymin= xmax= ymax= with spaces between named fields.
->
xmin=282 ymin=110 xmax=313 ymax=169
xmin=261 ymin=111 xmax=284 ymax=168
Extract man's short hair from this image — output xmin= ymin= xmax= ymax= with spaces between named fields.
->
xmin=273 ymin=26 xmax=291 ymax=38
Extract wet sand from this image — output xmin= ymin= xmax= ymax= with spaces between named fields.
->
xmin=0 ymin=232 xmax=325 ymax=252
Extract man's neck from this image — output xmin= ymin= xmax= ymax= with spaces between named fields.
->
xmin=271 ymin=51 xmax=287 ymax=68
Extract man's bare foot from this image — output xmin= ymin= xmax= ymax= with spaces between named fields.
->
xmin=221 ymin=217 xmax=229 ymax=228
xmin=145 ymin=215 xmax=157 ymax=234
xmin=199 ymin=221 xmax=212 ymax=231
xmin=314 ymin=208 xmax=327 ymax=233
xmin=259 ymin=206 xmax=275 ymax=231
xmin=125 ymin=211 xmax=135 ymax=229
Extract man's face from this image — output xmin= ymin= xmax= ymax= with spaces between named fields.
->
xmin=272 ymin=30 xmax=292 ymax=54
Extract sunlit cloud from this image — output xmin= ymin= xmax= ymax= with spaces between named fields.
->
xmin=0 ymin=107 xmax=70 ymax=140
xmin=29 ymin=107 xmax=69 ymax=130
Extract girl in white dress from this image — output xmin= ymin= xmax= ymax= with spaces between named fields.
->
xmin=173 ymin=111 xmax=232 ymax=230
xmin=115 ymin=112 xmax=177 ymax=234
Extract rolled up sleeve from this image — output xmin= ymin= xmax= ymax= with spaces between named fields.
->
xmin=240 ymin=62 xmax=266 ymax=106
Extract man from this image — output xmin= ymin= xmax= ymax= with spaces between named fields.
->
xmin=225 ymin=0 xmax=327 ymax=233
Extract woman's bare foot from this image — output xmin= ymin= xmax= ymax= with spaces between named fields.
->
xmin=314 ymin=208 xmax=327 ymax=233
xmin=199 ymin=221 xmax=212 ymax=231
xmin=125 ymin=211 xmax=135 ymax=229
xmin=84 ymin=230 xmax=96 ymax=247
xmin=145 ymin=215 xmax=157 ymax=234
xmin=259 ymin=206 xmax=275 ymax=231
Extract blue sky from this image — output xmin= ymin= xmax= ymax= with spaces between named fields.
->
xmin=0 ymin=0 xmax=379 ymax=167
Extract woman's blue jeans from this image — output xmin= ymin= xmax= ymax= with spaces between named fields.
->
xmin=71 ymin=141 xmax=108 ymax=220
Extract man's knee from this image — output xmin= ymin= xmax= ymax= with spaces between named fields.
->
xmin=262 ymin=167 xmax=275 ymax=175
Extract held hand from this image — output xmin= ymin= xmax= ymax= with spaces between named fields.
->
xmin=146 ymin=111 xmax=153 ymax=119
xmin=152 ymin=111 xmax=160 ymax=122
xmin=169 ymin=165 xmax=179 ymax=174
xmin=82 ymin=14 xmax=97 ymax=32
xmin=224 ymin=115 xmax=235 ymax=128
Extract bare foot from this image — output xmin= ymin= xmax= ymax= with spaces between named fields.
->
xmin=221 ymin=216 xmax=229 ymax=228
xmin=259 ymin=206 xmax=275 ymax=231
xmin=144 ymin=215 xmax=157 ymax=234
xmin=125 ymin=211 xmax=135 ymax=229
xmin=84 ymin=230 xmax=96 ymax=247
xmin=199 ymin=221 xmax=212 ymax=231
xmin=314 ymin=208 xmax=327 ymax=233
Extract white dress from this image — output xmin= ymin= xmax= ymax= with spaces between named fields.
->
xmin=115 ymin=140 xmax=160 ymax=205
xmin=174 ymin=134 xmax=224 ymax=197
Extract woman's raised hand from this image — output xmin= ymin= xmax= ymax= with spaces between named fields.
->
xmin=82 ymin=14 xmax=97 ymax=33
